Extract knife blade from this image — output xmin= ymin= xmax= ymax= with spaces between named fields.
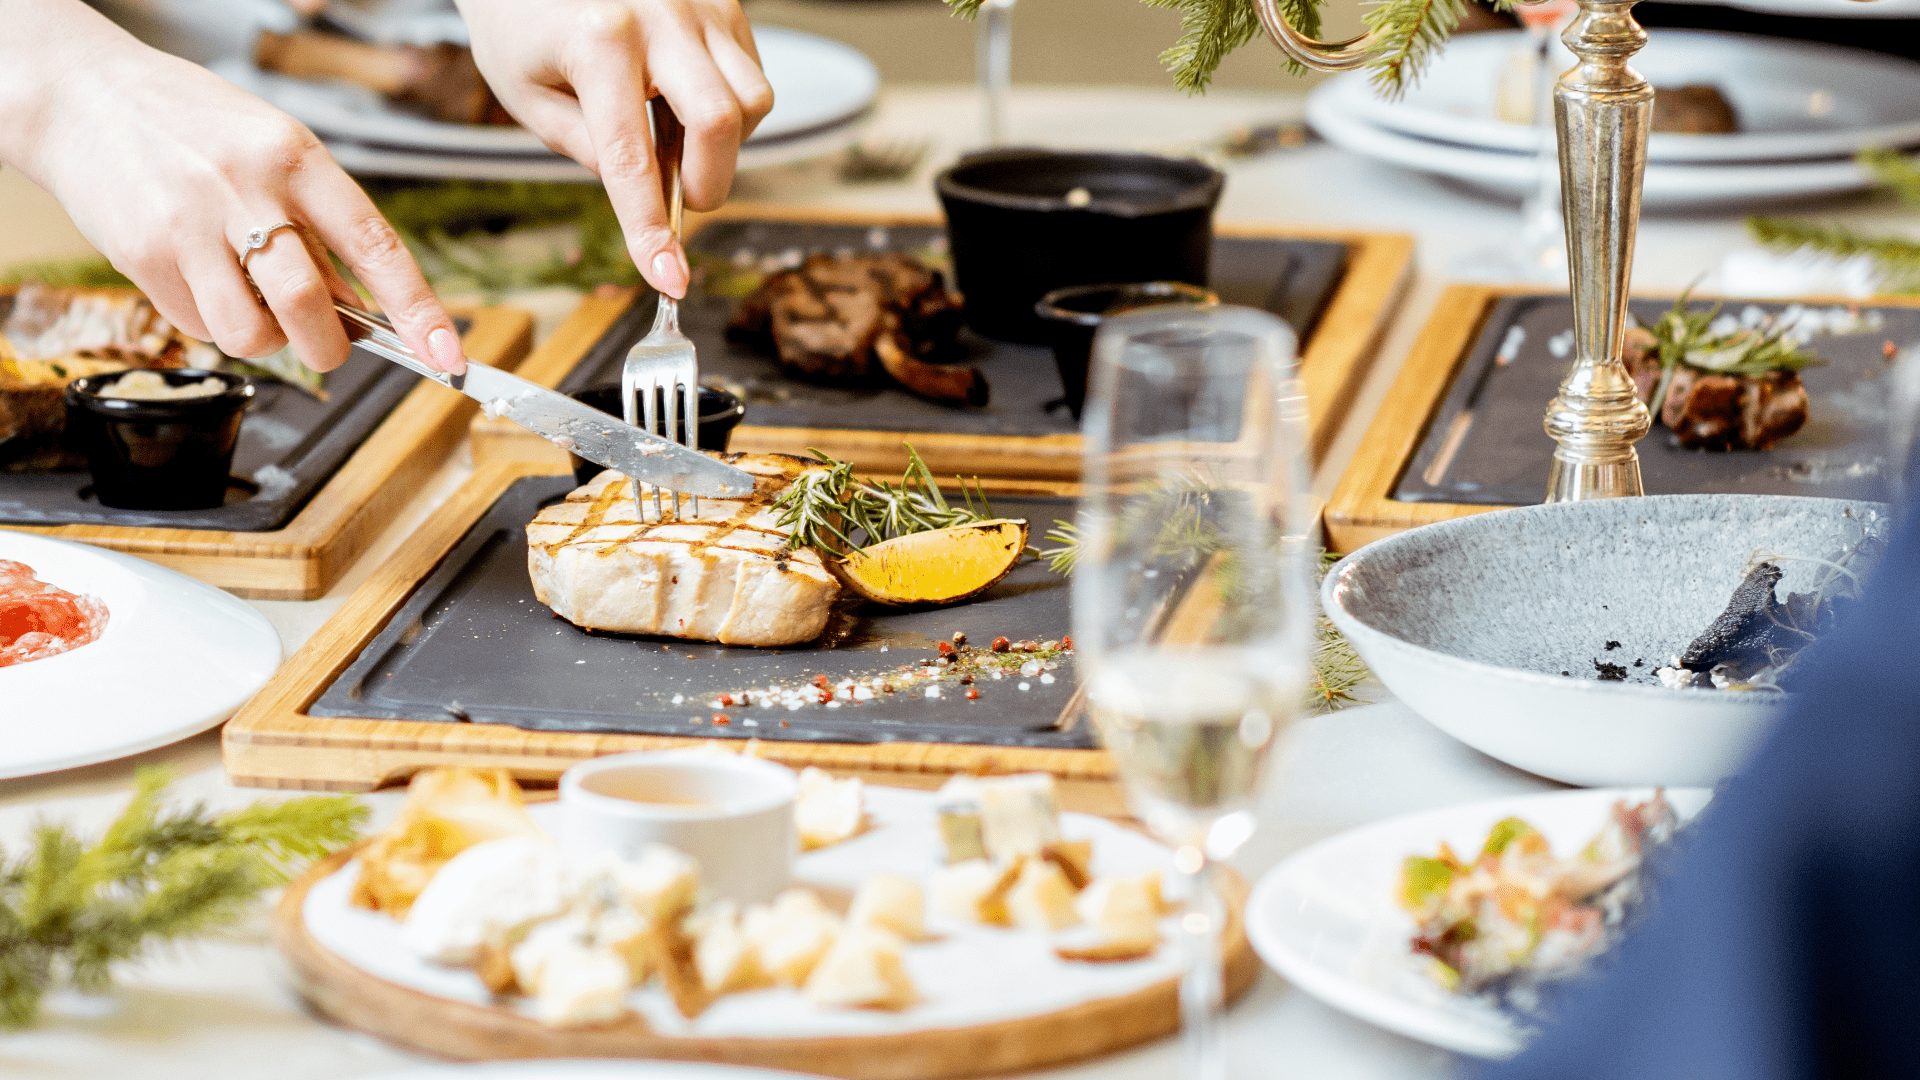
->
xmin=335 ymin=303 xmax=755 ymax=499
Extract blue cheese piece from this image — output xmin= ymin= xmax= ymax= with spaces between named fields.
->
xmin=509 ymin=918 xmax=635 ymax=1028
xmin=795 ymin=767 xmax=866 ymax=850
xmin=743 ymin=887 xmax=843 ymax=986
xmin=690 ymin=899 xmax=771 ymax=994
xmin=803 ymin=925 xmax=915 ymax=1010
xmin=847 ymin=874 xmax=926 ymax=940
xmin=1005 ymin=858 xmax=1081 ymax=932
xmin=978 ymin=774 xmax=1062 ymax=862
xmin=600 ymin=843 xmax=699 ymax=922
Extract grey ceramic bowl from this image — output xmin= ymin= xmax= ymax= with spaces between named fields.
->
xmin=1323 ymin=494 xmax=1891 ymax=787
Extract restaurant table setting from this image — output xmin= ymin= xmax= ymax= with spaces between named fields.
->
xmin=7 ymin=0 xmax=1920 ymax=1070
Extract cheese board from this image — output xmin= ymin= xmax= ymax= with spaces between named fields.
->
xmin=470 ymin=206 xmax=1414 ymax=482
xmin=1325 ymin=284 xmax=1920 ymax=551
xmin=274 ymin=786 xmax=1258 ymax=1078
xmin=222 ymin=460 xmax=1123 ymax=797
xmin=2 ymin=287 xmax=532 ymax=598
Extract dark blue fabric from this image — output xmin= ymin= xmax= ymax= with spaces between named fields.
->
xmin=1481 ymin=510 xmax=1920 ymax=1080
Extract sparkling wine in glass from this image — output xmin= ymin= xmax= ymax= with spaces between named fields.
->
xmin=1074 ymin=304 xmax=1313 ymax=1080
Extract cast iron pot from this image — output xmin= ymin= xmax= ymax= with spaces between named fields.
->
xmin=64 ymin=369 xmax=253 ymax=511
xmin=935 ymin=149 xmax=1224 ymax=344
xmin=566 ymin=384 xmax=747 ymax=486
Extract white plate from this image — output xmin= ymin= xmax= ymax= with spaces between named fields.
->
xmin=1306 ymin=91 xmax=1875 ymax=209
xmin=1246 ymin=787 xmax=1714 ymax=1059
xmin=320 ymin=116 xmax=865 ymax=181
xmin=1322 ymin=30 xmax=1920 ymax=163
xmin=361 ymin=1061 xmax=821 ymax=1080
xmin=0 ymin=531 xmax=279 ymax=777
xmin=304 ymin=789 xmax=1185 ymax=1040
xmin=214 ymin=25 xmax=878 ymax=158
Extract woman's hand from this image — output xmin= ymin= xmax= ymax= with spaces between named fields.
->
xmin=0 ymin=0 xmax=464 ymax=375
xmin=455 ymin=0 xmax=774 ymax=299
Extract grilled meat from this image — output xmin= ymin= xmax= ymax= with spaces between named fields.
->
xmin=1624 ymin=325 xmax=1810 ymax=451
xmin=727 ymin=253 xmax=986 ymax=406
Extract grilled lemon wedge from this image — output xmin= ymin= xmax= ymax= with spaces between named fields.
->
xmin=829 ymin=519 xmax=1029 ymax=606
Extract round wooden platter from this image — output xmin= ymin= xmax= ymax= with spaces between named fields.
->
xmin=274 ymin=844 xmax=1260 ymax=1079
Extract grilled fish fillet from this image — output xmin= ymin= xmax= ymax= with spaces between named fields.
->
xmin=526 ymin=453 xmax=840 ymax=647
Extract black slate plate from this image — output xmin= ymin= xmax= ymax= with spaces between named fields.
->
xmin=311 ymin=475 xmax=1092 ymax=749
xmin=1394 ymin=295 xmax=1918 ymax=507
xmin=0 ymin=303 xmax=466 ymax=531
xmin=553 ymin=220 xmax=1348 ymax=437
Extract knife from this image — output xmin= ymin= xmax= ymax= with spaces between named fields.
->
xmin=335 ymin=302 xmax=756 ymax=499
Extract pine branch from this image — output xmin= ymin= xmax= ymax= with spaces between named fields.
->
xmin=1142 ymin=0 xmax=1320 ymax=91
xmin=0 ymin=773 xmax=366 ymax=1028
xmin=1364 ymin=0 xmax=1512 ymax=99
xmin=1745 ymin=215 xmax=1920 ymax=295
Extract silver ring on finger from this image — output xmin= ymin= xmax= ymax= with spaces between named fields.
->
xmin=237 ymin=221 xmax=299 ymax=302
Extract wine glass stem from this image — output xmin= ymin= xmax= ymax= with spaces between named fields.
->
xmin=1179 ymin=851 xmax=1225 ymax=1080
xmin=977 ymin=0 xmax=1014 ymax=146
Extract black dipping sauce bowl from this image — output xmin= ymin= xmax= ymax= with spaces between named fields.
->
xmin=566 ymin=384 xmax=747 ymax=486
xmin=935 ymin=149 xmax=1225 ymax=344
xmin=63 ymin=369 xmax=253 ymax=511
xmin=1035 ymin=282 xmax=1220 ymax=419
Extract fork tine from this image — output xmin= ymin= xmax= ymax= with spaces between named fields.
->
xmin=620 ymin=358 xmax=646 ymax=522
xmin=683 ymin=379 xmax=700 ymax=519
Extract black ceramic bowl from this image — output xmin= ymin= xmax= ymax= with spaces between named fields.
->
xmin=63 ymin=369 xmax=253 ymax=511
xmin=935 ymin=149 xmax=1224 ymax=345
xmin=1034 ymin=282 xmax=1220 ymax=420
xmin=566 ymin=384 xmax=747 ymax=486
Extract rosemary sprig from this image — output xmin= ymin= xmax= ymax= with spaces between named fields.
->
xmin=772 ymin=446 xmax=999 ymax=558
xmin=1635 ymin=289 xmax=1827 ymax=417
xmin=0 ymin=769 xmax=365 ymax=1028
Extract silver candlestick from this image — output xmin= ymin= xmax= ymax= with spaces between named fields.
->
xmin=1257 ymin=0 xmax=1654 ymax=500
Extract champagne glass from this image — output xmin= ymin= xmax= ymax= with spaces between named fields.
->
xmin=1073 ymin=305 xmax=1313 ymax=1080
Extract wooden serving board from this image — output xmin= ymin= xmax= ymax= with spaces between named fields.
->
xmin=470 ymin=206 xmax=1414 ymax=482
xmin=2 ymin=303 xmax=533 ymax=598
xmin=222 ymin=459 xmax=1121 ymax=800
xmin=274 ymin=832 xmax=1258 ymax=1078
xmin=1324 ymin=284 xmax=1920 ymax=552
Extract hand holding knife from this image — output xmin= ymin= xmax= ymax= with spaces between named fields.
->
xmin=333 ymin=301 xmax=755 ymax=499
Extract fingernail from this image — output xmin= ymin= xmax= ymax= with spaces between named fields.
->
xmin=428 ymin=327 xmax=466 ymax=375
xmin=651 ymin=249 xmax=688 ymax=299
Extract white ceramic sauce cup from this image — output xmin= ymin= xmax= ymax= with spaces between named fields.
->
xmin=559 ymin=750 xmax=798 ymax=903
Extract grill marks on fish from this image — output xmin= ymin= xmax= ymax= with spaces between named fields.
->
xmin=526 ymin=453 xmax=841 ymax=646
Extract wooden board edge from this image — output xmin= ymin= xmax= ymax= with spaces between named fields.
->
xmin=223 ymin=460 xmax=1114 ymax=792
xmin=2 ymin=305 xmax=535 ymax=598
xmin=272 ymin=843 xmax=1254 ymax=1078
xmin=1323 ymin=284 xmax=1502 ymax=553
xmin=1299 ymin=232 xmax=1415 ymax=464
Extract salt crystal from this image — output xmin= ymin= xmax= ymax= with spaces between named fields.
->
xmin=925 ymin=685 xmax=941 ymax=699
xmin=671 ymin=694 xmax=685 ymax=705
xmin=1040 ymin=674 xmax=1055 ymax=685
xmin=1020 ymin=660 xmax=1040 ymax=677
xmin=1018 ymin=681 xmax=1031 ymax=692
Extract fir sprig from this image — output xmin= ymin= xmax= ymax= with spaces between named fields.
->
xmin=773 ymin=446 xmax=1000 ymax=558
xmin=945 ymin=0 xmax=1500 ymax=97
xmin=1745 ymin=147 xmax=1920 ymax=295
xmin=0 ymin=770 xmax=365 ymax=1029
xmin=1363 ymin=0 xmax=1514 ymax=98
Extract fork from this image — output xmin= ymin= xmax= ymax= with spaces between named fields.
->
xmin=622 ymin=97 xmax=700 ymax=524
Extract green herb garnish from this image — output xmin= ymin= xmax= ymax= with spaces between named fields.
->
xmin=1636 ymin=288 xmax=1828 ymax=418
xmin=772 ymin=445 xmax=1000 ymax=558
xmin=0 ymin=769 xmax=365 ymax=1029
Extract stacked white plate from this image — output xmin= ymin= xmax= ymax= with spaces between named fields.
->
xmin=212 ymin=24 xmax=879 ymax=181
xmin=1307 ymin=29 xmax=1920 ymax=210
